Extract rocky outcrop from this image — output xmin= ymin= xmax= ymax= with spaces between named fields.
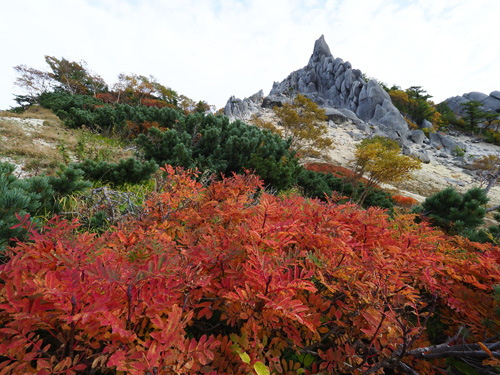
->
xmin=261 ymin=94 xmax=292 ymax=109
xmin=267 ymin=35 xmax=410 ymax=140
xmin=429 ymin=132 xmax=468 ymax=154
xmin=222 ymin=35 xmax=500 ymax=174
xmin=224 ymin=90 xmax=264 ymax=121
xmin=445 ymin=91 xmax=500 ymax=116
xmin=268 ymin=35 xmax=366 ymax=112
xmin=224 ymin=35 xmax=410 ymax=142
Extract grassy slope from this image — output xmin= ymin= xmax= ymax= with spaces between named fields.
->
xmin=0 ymin=106 xmax=133 ymax=177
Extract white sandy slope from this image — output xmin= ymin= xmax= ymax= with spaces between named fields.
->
xmin=324 ymin=122 xmax=500 ymax=208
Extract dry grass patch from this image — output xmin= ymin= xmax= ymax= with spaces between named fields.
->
xmin=0 ymin=119 xmax=25 ymax=138
xmin=34 ymin=125 xmax=78 ymax=147
xmin=0 ymin=109 xmax=134 ymax=177
xmin=0 ymin=106 xmax=61 ymax=122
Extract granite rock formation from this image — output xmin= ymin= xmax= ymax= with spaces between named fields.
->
xmin=224 ymin=35 xmax=410 ymax=141
xmin=223 ymin=35 xmax=499 ymax=167
xmin=445 ymin=91 xmax=500 ymax=116
xmin=223 ymin=90 xmax=265 ymax=121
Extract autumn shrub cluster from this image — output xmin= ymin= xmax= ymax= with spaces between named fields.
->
xmin=1 ymin=166 xmax=500 ymax=374
xmin=387 ymin=87 xmax=438 ymax=127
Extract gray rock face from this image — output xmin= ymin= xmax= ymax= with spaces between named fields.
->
xmin=224 ymin=35 xmax=412 ymax=142
xmin=368 ymin=98 xmax=410 ymax=140
xmin=444 ymin=91 xmax=500 ymax=116
xmin=267 ymin=35 xmax=410 ymax=141
xmin=444 ymin=96 xmax=469 ymax=116
xmin=268 ymin=35 xmax=368 ymax=110
xmin=429 ymin=132 xmax=467 ymax=154
xmin=490 ymin=91 xmax=500 ymax=101
xmin=261 ymin=94 xmax=292 ymax=109
xmin=356 ymin=80 xmax=389 ymax=121
xmin=411 ymin=130 xmax=425 ymax=145
xmin=224 ymin=90 xmax=264 ymax=120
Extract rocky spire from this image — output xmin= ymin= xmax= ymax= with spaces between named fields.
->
xmin=312 ymin=34 xmax=332 ymax=58
xmin=225 ymin=35 xmax=410 ymax=141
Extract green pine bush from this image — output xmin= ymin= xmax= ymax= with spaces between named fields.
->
xmin=0 ymin=162 xmax=91 ymax=254
xmin=414 ymin=187 xmax=487 ymax=234
xmin=0 ymin=163 xmax=40 ymax=252
xmin=72 ymin=158 xmax=158 ymax=186
xmin=297 ymin=169 xmax=352 ymax=201
xmin=356 ymin=185 xmax=394 ymax=211
xmin=136 ymin=115 xmax=301 ymax=191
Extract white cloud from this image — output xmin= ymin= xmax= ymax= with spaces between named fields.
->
xmin=1 ymin=0 xmax=499 ymax=110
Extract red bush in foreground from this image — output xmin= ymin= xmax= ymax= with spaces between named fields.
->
xmin=1 ymin=166 xmax=500 ymax=374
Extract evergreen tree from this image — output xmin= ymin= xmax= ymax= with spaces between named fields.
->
xmin=416 ymin=187 xmax=488 ymax=234
xmin=461 ymin=100 xmax=487 ymax=133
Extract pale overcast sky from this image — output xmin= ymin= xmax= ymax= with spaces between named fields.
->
xmin=0 ymin=0 xmax=499 ymax=110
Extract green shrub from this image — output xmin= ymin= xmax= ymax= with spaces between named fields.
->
xmin=0 ymin=163 xmax=40 ymax=252
xmin=414 ymin=187 xmax=487 ymax=234
xmin=0 ymin=162 xmax=91 ymax=254
xmin=136 ymin=115 xmax=301 ymax=191
xmin=40 ymin=91 xmax=185 ymax=134
xmin=72 ymin=158 xmax=158 ymax=186
xmin=297 ymin=169 xmax=352 ymax=201
xmin=357 ymin=186 xmax=394 ymax=211
xmin=483 ymin=130 xmax=500 ymax=145
xmin=453 ymin=146 xmax=465 ymax=157
xmin=39 ymin=91 xmax=102 ymax=113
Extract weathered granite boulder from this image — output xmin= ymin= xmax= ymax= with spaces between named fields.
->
xmin=417 ymin=151 xmax=432 ymax=164
xmin=324 ymin=107 xmax=351 ymax=124
xmin=261 ymin=94 xmax=292 ymax=109
xmin=368 ymin=98 xmax=411 ymax=140
xmin=411 ymin=129 xmax=425 ymax=145
xmin=223 ymin=90 xmax=264 ymax=120
xmin=337 ymin=108 xmax=363 ymax=124
xmin=421 ymin=119 xmax=433 ymax=129
xmin=429 ymin=132 xmax=467 ymax=154
xmin=444 ymin=91 xmax=500 ymax=116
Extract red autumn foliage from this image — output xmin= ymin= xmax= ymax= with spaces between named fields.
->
xmin=140 ymin=98 xmax=170 ymax=108
xmin=126 ymin=120 xmax=163 ymax=137
xmin=1 ymin=166 xmax=500 ymax=374
xmin=392 ymin=194 xmax=419 ymax=208
xmin=96 ymin=92 xmax=120 ymax=104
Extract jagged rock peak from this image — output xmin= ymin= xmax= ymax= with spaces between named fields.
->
xmin=312 ymin=34 xmax=331 ymax=58
xmin=225 ymin=35 xmax=410 ymax=142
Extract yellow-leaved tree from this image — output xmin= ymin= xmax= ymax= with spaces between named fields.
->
xmin=353 ymin=136 xmax=422 ymax=204
xmin=273 ymin=94 xmax=333 ymax=159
